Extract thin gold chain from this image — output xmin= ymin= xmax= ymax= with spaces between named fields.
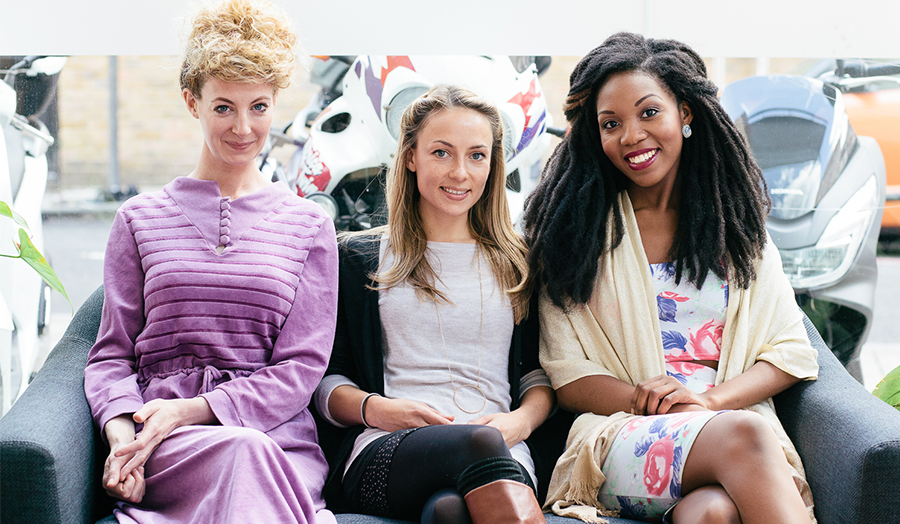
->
xmin=433 ymin=249 xmax=486 ymax=414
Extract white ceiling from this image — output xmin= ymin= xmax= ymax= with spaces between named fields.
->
xmin=1 ymin=0 xmax=899 ymax=58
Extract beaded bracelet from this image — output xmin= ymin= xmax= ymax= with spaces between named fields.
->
xmin=360 ymin=392 xmax=380 ymax=428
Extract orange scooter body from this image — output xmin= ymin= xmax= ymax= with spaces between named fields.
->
xmin=843 ymin=88 xmax=900 ymax=236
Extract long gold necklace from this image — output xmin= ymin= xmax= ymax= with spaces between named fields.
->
xmin=432 ymin=250 xmax=487 ymax=414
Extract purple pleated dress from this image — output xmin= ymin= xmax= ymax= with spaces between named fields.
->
xmin=84 ymin=177 xmax=339 ymax=524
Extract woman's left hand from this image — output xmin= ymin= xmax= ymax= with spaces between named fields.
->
xmin=468 ymin=411 xmax=532 ymax=447
xmin=632 ymin=375 xmax=709 ymax=415
xmin=467 ymin=385 xmax=554 ymax=447
xmin=115 ymin=397 xmax=217 ymax=479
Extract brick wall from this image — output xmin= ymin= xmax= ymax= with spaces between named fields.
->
xmin=56 ymin=55 xmax=317 ymax=190
xmin=54 ymin=55 xmax=806 ymax=191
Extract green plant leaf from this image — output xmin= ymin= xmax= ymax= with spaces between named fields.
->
xmin=873 ymin=364 xmax=900 ymax=410
xmin=0 ymin=201 xmax=30 ymax=231
xmin=17 ymin=228 xmax=72 ymax=310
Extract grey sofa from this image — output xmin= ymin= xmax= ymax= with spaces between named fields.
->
xmin=2 ymin=286 xmax=900 ymax=524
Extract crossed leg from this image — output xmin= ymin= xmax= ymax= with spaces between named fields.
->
xmin=671 ymin=486 xmax=740 ymax=524
xmin=677 ymin=410 xmax=811 ymax=524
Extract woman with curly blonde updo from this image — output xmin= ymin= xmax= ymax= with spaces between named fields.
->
xmin=84 ymin=1 xmax=339 ymax=523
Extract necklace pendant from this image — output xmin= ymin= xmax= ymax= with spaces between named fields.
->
xmin=453 ymin=384 xmax=487 ymax=414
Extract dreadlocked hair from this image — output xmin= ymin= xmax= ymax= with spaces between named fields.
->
xmin=523 ymin=32 xmax=771 ymax=309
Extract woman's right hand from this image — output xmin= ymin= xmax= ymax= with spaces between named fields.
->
xmin=102 ymin=415 xmax=146 ymax=503
xmin=365 ymin=396 xmax=454 ymax=432
xmin=113 ymin=397 xmax=216 ymax=480
xmin=632 ymin=374 xmax=710 ymax=415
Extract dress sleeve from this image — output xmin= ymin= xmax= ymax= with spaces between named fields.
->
xmin=84 ymin=209 xmax=147 ymax=435
xmin=202 ymin=217 xmax=339 ymax=432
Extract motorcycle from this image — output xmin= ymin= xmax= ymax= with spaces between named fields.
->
xmin=260 ymin=55 xmax=562 ymax=231
xmin=804 ymin=59 xmax=900 ymax=239
xmin=720 ymin=69 xmax=889 ymax=382
xmin=0 ymin=55 xmax=64 ymax=414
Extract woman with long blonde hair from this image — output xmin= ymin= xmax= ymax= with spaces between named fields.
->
xmin=313 ymin=85 xmax=555 ymax=524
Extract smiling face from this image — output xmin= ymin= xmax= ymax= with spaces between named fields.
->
xmin=184 ymin=77 xmax=275 ymax=175
xmin=595 ymin=71 xmax=692 ymax=193
xmin=407 ymin=107 xmax=493 ymax=239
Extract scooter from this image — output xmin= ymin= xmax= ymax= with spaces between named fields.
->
xmin=0 ymin=55 xmax=64 ymax=414
xmin=261 ymin=55 xmax=561 ymax=230
xmin=720 ymin=70 xmax=888 ymax=382
xmin=804 ymin=59 xmax=900 ymax=239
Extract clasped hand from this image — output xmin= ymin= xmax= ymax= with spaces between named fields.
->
xmin=468 ymin=411 xmax=531 ymax=447
xmin=366 ymin=396 xmax=530 ymax=447
xmin=102 ymin=442 xmax=145 ymax=503
xmin=103 ymin=397 xmax=214 ymax=502
xmin=365 ymin=396 xmax=455 ymax=432
xmin=631 ymin=374 xmax=711 ymax=415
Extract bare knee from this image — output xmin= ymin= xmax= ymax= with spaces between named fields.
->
xmin=713 ymin=411 xmax=781 ymax=460
xmin=673 ymin=486 xmax=740 ymax=524
xmin=683 ymin=411 xmax=788 ymax=491
xmin=692 ymin=494 xmax=740 ymax=524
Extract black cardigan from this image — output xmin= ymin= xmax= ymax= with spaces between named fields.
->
xmin=313 ymin=236 xmax=572 ymax=510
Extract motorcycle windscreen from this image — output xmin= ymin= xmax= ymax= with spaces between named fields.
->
xmin=742 ymin=114 xmax=825 ymax=219
xmin=721 ymin=76 xmax=852 ymax=220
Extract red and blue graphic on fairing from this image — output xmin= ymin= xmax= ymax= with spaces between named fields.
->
xmin=508 ymin=78 xmax=547 ymax=154
xmin=355 ymin=56 xmax=416 ymax=121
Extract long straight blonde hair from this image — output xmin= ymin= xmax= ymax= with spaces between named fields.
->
xmin=370 ymin=85 xmax=530 ymax=322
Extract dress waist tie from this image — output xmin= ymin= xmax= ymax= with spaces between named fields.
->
xmin=200 ymin=366 xmax=238 ymax=394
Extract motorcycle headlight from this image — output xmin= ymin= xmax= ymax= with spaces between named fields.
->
xmin=385 ymin=86 xmax=430 ymax=141
xmin=306 ymin=192 xmax=339 ymax=221
xmin=779 ymin=175 xmax=878 ymax=289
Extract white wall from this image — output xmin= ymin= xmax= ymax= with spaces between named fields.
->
xmin=2 ymin=0 xmax=899 ymax=57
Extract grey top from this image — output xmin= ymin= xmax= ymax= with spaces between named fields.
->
xmin=314 ymin=237 xmax=550 ymax=485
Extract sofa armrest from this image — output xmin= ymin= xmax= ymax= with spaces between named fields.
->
xmin=0 ymin=287 xmax=112 ymax=524
xmin=775 ymin=314 xmax=900 ymax=524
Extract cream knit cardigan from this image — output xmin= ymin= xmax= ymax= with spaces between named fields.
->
xmin=539 ymin=192 xmax=819 ymax=523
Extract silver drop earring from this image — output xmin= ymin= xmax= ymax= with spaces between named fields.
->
xmin=682 ymin=124 xmax=692 ymax=138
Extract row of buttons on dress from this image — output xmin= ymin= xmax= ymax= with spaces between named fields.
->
xmin=219 ymin=197 xmax=231 ymax=249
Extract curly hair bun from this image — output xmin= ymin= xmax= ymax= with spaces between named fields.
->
xmin=181 ymin=0 xmax=297 ymax=96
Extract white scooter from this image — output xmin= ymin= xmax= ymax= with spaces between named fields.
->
xmin=261 ymin=55 xmax=562 ymax=230
xmin=0 ymin=55 xmax=65 ymax=414
xmin=721 ymin=71 xmax=888 ymax=382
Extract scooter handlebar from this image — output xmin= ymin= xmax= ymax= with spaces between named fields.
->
xmin=546 ymin=126 xmax=568 ymax=138
xmin=10 ymin=114 xmax=55 ymax=146
xmin=841 ymin=60 xmax=900 ymax=78
xmin=8 ymin=56 xmax=42 ymax=72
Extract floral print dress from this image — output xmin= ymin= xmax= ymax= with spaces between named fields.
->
xmin=596 ymin=263 xmax=729 ymax=522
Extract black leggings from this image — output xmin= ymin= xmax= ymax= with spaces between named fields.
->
xmin=344 ymin=425 xmax=533 ymax=523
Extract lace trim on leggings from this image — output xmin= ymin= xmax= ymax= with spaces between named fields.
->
xmin=356 ymin=428 xmax=418 ymax=516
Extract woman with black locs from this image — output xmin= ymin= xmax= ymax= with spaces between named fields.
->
xmin=313 ymin=85 xmax=555 ymax=524
xmin=524 ymin=33 xmax=818 ymax=523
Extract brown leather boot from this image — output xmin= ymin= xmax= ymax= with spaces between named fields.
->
xmin=463 ymin=479 xmax=547 ymax=524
